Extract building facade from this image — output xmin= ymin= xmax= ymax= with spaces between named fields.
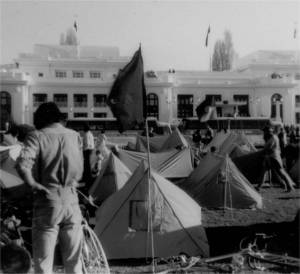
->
xmin=1 ymin=45 xmax=300 ymax=130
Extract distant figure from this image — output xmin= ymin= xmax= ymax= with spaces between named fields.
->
xmin=289 ymin=128 xmax=297 ymax=144
xmin=203 ymin=124 xmax=213 ymax=145
xmin=256 ymin=126 xmax=295 ymax=192
xmin=141 ymin=126 xmax=155 ymax=137
xmin=82 ymin=123 xmax=95 ymax=185
xmin=277 ymin=127 xmax=287 ymax=157
xmin=91 ymin=150 xmax=104 ymax=179
xmin=149 ymin=127 xmax=155 ymax=137
xmin=192 ymin=129 xmax=202 ymax=145
xmin=96 ymin=130 xmax=110 ymax=159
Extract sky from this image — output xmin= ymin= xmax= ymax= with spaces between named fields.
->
xmin=0 ymin=0 xmax=300 ymax=70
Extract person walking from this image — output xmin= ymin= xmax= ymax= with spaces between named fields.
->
xmin=82 ymin=123 xmax=95 ymax=187
xmin=16 ymin=102 xmax=84 ymax=274
xmin=256 ymin=126 xmax=295 ymax=192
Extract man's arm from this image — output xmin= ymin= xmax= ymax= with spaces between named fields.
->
xmin=15 ymin=132 xmax=50 ymax=194
xmin=17 ymin=165 xmax=50 ymax=194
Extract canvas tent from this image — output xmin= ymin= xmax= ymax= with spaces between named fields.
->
xmin=0 ymin=145 xmax=29 ymax=199
xmin=135 ymin=128 xmax=189 ymax=152
xmin=218 ymin=132 xmax=256 ymax=156
xmin=206 ymin=131 xmax=256 ymax=157
xmin=117 ymin=148 xmax=193 ymax=178
xmin=232 ymin=150 xmax=266 ymax=184
xmin=178 ymin=153 xmax=263 ymax=209
xmin=89 ymin=152 xmax=132 ymax=205
xmin=0 ymin=145 xmax=23 ymax=189
xmin=94 ymin=162 xmax=209 ymax=259
xmin=135 ymin=135 xmax=167 ymax=152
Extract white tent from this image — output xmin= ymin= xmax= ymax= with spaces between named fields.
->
xmin=94 ymin=162 xmax=209 ymax=259
xmin=178 ymin=153 xmax=263 ymax=209
xmin=135 ymin=128 xmax=189 ymax=152
xmin=0 ymin=145 xmax=23 ymax=189
xmin=89 ymin=153 xmax=132 ymax=205
xmin=117 ymin=148 xmax=193 ymax=178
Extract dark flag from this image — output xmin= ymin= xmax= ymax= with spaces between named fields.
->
xmin=74 ymin=21 xmax=78 ymax=32
xmin=196 ymin=96 xmax=217 ymax=122
xmin=107 ymin=46 xmax=146 ymax=133
xmin=205 ymin=25 xmax=211 ymax=47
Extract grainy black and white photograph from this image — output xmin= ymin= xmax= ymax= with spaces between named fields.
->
xmin=0 ymin=0 xmax=299 ymax=273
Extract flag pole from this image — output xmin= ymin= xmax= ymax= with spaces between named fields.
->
xmin=145 ymin=117 xmax=155 ymax=273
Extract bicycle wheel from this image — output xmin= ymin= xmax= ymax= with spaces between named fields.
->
xmin=81 ymin=224 xmax=110 ymax=274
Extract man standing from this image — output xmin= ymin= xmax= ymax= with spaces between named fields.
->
xmin=256 ymin=126 xmax=295 ymax=192
xmin=16 ymin=102 xmax=83 ymax=273
xmin=82 ymin=123 xmax=95 ymax=187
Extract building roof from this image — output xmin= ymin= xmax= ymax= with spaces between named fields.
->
xmin=17 ymin=44 xmax=123 ymax=60
xmin=236 ymin=50 xmax=300 ymax=69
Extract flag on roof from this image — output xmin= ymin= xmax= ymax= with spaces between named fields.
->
xmin=205 ymin=25 xmax=211 ymax=47
xmin=107 ymin=46 xmax=146 ymax=133
xmin=74 ymin=21 xmax=78 ymax=32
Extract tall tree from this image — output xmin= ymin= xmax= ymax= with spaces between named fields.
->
xmin=212 ymin=30 xmax=236 ymax=71
xmin=59 ymin=28 xmax=78 ymax=45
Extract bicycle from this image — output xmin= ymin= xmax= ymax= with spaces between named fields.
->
xmin=0 ymin=201 xmax=110 ymax=274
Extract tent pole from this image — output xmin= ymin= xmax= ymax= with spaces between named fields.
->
xmin=145 ymin=118 xmax=155 ymax=273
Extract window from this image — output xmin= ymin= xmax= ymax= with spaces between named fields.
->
xmin=129 ymin=200 xmax=162 ymax=231
xmin=296 ymin=113 xmax=300 ymax=124
xmin=93 ymin=112 xmax=107 ymax=118
xmin=33 ymin=94 xmax=47 ymax=107
xmin=295 ymin=95 xmax=300 ymax=108
xmin=146 ymin=93 xmax=159 ymax=118
xmin=74 ymin=94 xmax=87 ymax=107
xmin=233 ymin=95 xmax=249 ymax=117
xmin=0 ymin=91 xmax=12 ymax=130
xmin=54 ymin=94 xmax=68 ymax=108
xmin=177 ymin=95 xmax=194 ymax=118
xmin=93 ymin=94 xmax=107 ymax=107
xmin=90 ymin=71 xmax=101 ymax=79
xmin=38 ymin=72 xmax=44 ymax=77
xmin=295 ymin=73 xmax=300 ymax=80
xmin=73 ymin=71 xmax=84 ymax=78
xmin=55 ymin=70 xmax=67 ymax=78
xmin=74 ymin=113 xmax=88 ymax=118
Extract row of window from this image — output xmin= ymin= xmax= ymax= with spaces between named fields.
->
xmin=52 ymin=70 xmax=102 ymax=79
xmin=32 ymin=92 xmax=300 ymax=120
xmin=33 ymin=94 xmax=107 ymax=108
xmin=55 ymin=112 xmax=107 ymax=119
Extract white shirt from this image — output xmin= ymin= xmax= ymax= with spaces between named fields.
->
xmin=83 ymin=131 xmax=95 ymax=150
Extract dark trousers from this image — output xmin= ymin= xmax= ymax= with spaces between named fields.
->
xmin=83 ymin=149 xmax=93 ymax=187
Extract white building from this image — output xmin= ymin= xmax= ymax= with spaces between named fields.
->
xmin=1 ymin=44 xmax=300 ymax=130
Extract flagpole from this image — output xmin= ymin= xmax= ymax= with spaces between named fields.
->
xmin=145 ymin=117 xmax=155 ymax=274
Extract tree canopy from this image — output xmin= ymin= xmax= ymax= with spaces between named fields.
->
xmin=212 ymin=30 xmax=237 ymax=71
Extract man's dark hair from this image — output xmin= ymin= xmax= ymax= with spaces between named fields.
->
xmin=34 ymin=102 xmax=63 ymax=129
